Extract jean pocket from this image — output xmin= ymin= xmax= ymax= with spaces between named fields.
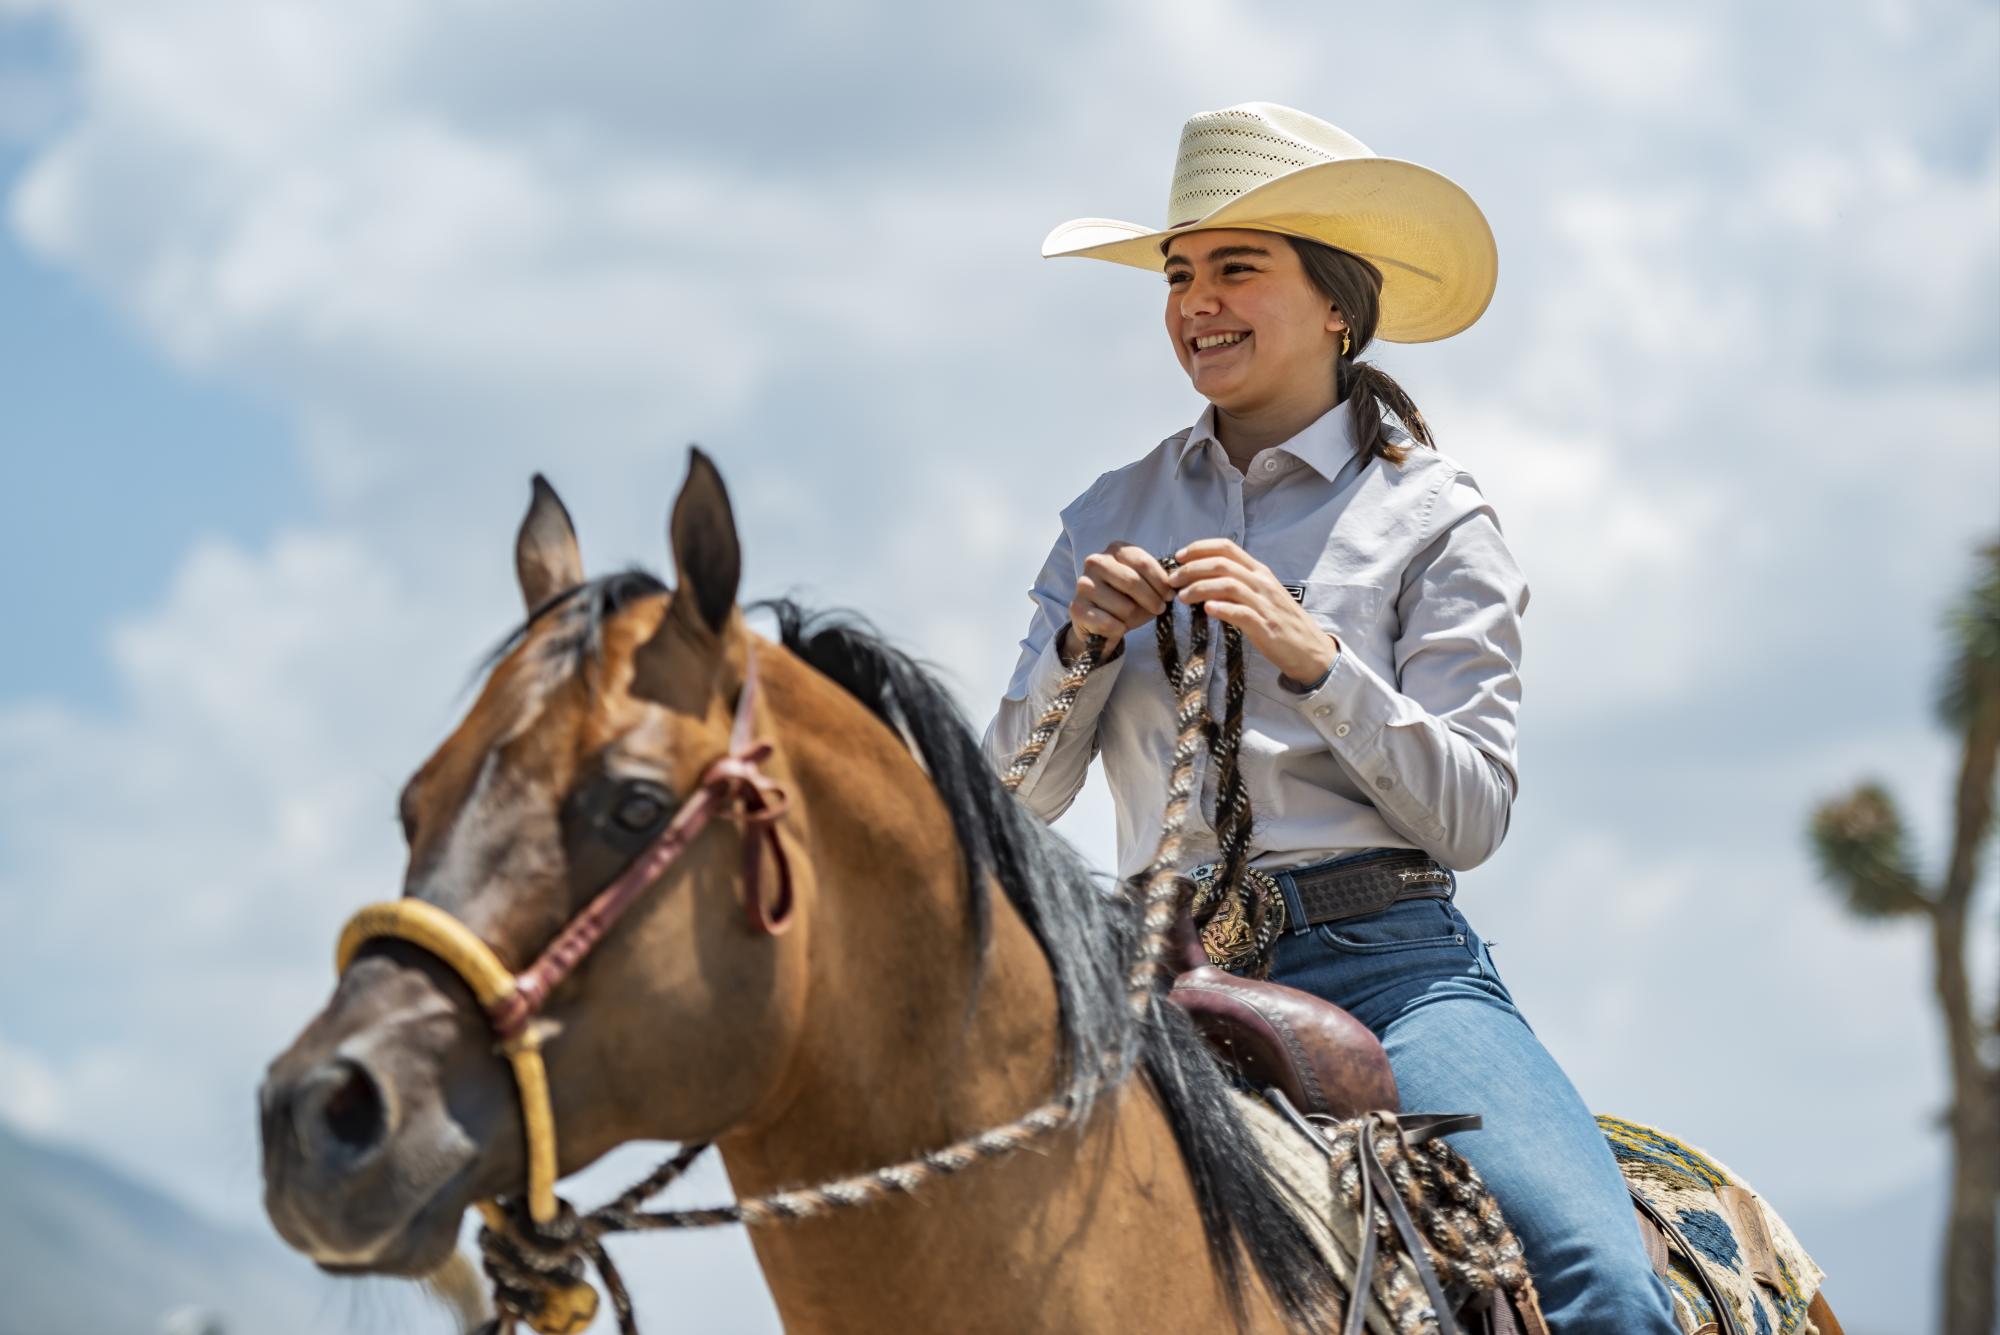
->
xmin=1313 ymin=899 xmax=1471 ymax=955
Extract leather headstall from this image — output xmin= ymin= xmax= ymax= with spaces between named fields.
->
xmin=333 ymin=647 xmax=794 ymax=1224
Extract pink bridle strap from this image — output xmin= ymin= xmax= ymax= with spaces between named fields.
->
xmin=489 ymin=649 xmax=793 ymax=1043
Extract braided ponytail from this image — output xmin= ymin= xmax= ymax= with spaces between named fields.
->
xmin=1284 ymin=237 xmax=1435 ymax=466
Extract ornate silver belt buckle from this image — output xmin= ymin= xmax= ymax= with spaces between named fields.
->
xmin=1186 ymin=862 xmax=1288 ymax=974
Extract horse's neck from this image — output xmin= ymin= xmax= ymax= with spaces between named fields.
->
xmin=717 ymin=688 xmax=1065 ymax=1193
xmin=714 ymin=671 xmax=1257 ymax=1333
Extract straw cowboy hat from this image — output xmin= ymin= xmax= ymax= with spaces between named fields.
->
xmin=1042 ymin=102 xmax=1497 ymax=343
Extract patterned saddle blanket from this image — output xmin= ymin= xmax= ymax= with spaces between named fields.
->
xmin=1244 ymin=1095 xmax=1825 ymax=1335
xmin=1599 ymin=1115 xmax=1825 ymax=1335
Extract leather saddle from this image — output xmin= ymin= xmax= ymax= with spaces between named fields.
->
xmin=1164 ymin=907 xmax=1548 ymax=1335
xmin=1163 ymin=907 xmax=1398 ymax=1118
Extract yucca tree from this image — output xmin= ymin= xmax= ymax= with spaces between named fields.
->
xmin=1810 ymin=537 xmax=2000 ymax=1335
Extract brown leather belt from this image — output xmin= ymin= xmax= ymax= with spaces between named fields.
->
xmin=1277 ymin=849 xmax=1456 ymax=930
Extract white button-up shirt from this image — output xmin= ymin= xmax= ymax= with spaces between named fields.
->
xmin=981 ymin=394 xmax=1530 ymax=882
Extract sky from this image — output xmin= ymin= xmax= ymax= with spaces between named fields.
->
xmin=0 ymin=0 xmax=1995 ymax=1330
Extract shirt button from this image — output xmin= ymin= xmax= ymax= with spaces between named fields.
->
xmin=1334 ymin=722 xmax=1351 ymax=737
xmin=1263 ymin=459 xmax=1279 ymax=472
xmin=1375 ymin=775 xmax=1394 ymax=791
xmin=1312 ymin=705 xmax=1331 ymax=718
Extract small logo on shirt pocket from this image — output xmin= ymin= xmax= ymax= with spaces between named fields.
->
xmin=1281 ymin=582 xmax=1306 ymax=604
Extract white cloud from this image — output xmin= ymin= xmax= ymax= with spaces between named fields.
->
xmin=0 ymin=529 xmax=443 ymax=1215
xmin=1436 ymin=400 xmax=1732 ymax=702
xmin=1532 ymin=9 xmax=1724 ymax=113
xmin=0 ymin=1029 xmax=69 ymax=1133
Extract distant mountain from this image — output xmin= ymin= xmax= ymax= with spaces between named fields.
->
xmin=0 ymin=1119 xmax=447 ymax=1335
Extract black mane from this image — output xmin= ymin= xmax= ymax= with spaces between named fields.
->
xmin=755 ymin=599 xmax=1336 ymax=1329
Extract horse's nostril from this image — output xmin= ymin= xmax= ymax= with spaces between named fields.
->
xmin=300 ymin=1058 xmax=388 ymax=1159
xmin=323 ymin=1060 xmax=386 ymax=1151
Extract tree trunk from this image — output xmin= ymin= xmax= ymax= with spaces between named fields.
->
xmin=1936 ymin=675 xmax=2000 ymax=1335
xmin=1936 ymin=896 xmax=1999 ymax=1335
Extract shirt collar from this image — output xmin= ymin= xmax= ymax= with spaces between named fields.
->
xmin=1173 ymin=396 xmax=1363 ymax=482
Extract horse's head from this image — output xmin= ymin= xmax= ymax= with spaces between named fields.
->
xmin=260 ymin=452 xmax=813 ymax=1276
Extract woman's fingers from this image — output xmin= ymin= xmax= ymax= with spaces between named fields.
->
xmin=1071 ymin=539 xmax=1282 ymax=650
xmin=1175 ymin=575 xmax=1258 ymax=609
xmin=1075 ymin=573 xmax=1141 ymax=626
xmin=1174 ymin=537 xmax=1264 ymax=570
xmin=1166 ymin=555 xmax=1258 ymax=588
xmin=1169 ymin=544 xmax=1284 ymax=605
xmin=1110 ymin=544 xmax=1177 ymax=606
xmin=1197 ymin=599 xmax=1256 ymax=631
xmin=1073 ymin=603 xmax=1129 ymax=636
xmin=1087 ymin=548 xmax=1170 ymax=615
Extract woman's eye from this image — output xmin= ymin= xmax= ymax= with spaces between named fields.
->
xmin=1163 ymin=265 xmax=1254 ymax=285
xmin=614 ymin=792 xmax=665 ymax=831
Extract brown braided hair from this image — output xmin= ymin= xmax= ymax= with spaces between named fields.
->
xmin=1283 ymin=236 xmax=1436 ymax=467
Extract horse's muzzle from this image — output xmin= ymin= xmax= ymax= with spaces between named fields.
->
xmin=259 ymin=950 xmax=505 ymax=1275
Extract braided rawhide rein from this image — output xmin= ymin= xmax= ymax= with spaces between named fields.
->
xmin=1006 ymin=557 xmax=1280 ymax=975
xmin=476 ymin=558 xmax=1253 ymax=1335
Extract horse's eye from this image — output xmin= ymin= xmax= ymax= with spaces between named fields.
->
xmin=614 ymin=790 xmax=666 ymax=832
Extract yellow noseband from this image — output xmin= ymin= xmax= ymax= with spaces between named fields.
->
xmin=335 ymin=899 xmax=562 ymax=1226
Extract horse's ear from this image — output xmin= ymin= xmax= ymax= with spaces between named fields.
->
xmin=668 ymin=446 xmax=741 ymax=636
xmin=516 ymin=475 xmax=584 ymax=613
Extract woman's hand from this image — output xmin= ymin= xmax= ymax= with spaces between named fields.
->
xmin=1064 ymin=541 xmax=1175 ymax=665
xmin=1168 ymin=538 xmax=1341 ymax=686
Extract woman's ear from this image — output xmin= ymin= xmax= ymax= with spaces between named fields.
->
xmin=667 ymin=446 xmax=742 ymax=636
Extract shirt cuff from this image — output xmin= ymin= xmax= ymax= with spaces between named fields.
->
xmin=1029 ymin=626 xmax=1127 ymax=700
xmin=1013 ymin=626 xmax=1127 ymax=780
xmin=1282 ymin=642 xmax=1426 ymax=775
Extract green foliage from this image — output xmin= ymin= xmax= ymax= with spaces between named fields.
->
xmin=1937 ymin=538 xmax=2000 ymax=733
xmin=1809 ymin=780 xmax=1933 ymax=919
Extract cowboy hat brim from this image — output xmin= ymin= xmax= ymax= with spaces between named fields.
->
xmin=1041 ymin=156 xmax=1496 ymax=344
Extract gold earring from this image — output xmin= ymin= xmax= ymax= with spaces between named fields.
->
xmin=1341 ymin=330 xmax=1352 ymax=357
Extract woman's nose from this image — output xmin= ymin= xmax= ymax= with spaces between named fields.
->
xmin=1178 ymin=281 xmax=1219 ymax=317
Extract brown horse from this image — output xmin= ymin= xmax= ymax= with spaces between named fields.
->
xmin=259 ymin=452 xmax=1844 ymax=1335
xmin=260 ymin=452 xmax=1342 ymax=1332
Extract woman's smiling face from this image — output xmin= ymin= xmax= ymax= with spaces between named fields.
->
xmin=1163 ymin=228 xmax=1347 ymax=413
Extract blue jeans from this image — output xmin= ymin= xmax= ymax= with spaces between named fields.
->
xmin=1265 ymin=850 xmax=1680 ymax=1333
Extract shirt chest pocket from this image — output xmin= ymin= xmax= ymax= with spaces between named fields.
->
xmin=1243 ymin=579 xmax=1388 ymax=700
xmin=1300 ymin=579 xmax=1388 ymax=637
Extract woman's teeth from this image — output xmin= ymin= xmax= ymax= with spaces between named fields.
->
xmin=1195 ymin=331 xmax=1249 ymax=352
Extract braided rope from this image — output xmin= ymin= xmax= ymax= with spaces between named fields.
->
xmin=1209 ymin=624 xmax=1252 ymax=894
xmin=998 ymin=633 xmax=1102 ymax=792
xmin=1147 ymin=572 xmax=1270 ymax=974
xmin=475 ymin=558 xmax=1254 ymax=1334
xmin=1126 ymin=579 xmax=1215 ymax=1006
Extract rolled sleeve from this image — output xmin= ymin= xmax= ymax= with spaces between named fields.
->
xmin=1281 ymin=470 xmax=1528 ymax=870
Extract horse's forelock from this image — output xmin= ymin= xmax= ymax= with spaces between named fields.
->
xmin=407 ymin=572 xmax=673 ymax=910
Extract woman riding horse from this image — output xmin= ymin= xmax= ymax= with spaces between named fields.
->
xmin=982 ymin=101 xmax=1683 ymax=1331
